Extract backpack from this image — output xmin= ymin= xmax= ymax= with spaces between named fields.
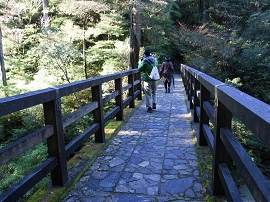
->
xmin=145 ymin=59 xmax=160 ymax=80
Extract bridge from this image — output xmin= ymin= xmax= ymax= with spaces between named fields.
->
xmin=0 ymin=65 xmax=270 ymax=201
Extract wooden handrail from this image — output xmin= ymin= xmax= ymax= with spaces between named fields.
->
xmin=0 ymin=69 xmax=141 ymax=201
xmin=181 ymin=64 xmax=270 ymax=201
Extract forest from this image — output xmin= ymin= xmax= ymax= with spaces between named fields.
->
xmin=1 ymin=0 xmax=270 ymax=101
xmin=0 ymin=0 xmax=270 ymax=200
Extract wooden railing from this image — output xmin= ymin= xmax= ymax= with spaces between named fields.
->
xmin=0 ymin=69 xmax=141 ymax=201
xmin=181 ymin=64 xmax=270 ymax=201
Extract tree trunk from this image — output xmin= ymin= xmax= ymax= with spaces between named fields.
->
xmin=129 ymin=0 xmax=141 ymax=69
xmin=0 ymin=26 xmax=7 ymax=86
xmin=42 ymin=0 xmax=50 ymax=28
xmin=83 ymin=14 xmax=88 ymax=79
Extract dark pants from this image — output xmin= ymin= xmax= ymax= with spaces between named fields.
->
xmin=164 ymin=80 xmax=171 ymax=91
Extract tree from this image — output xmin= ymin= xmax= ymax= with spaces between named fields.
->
xmin=129 ymin=0 xmax=141 ymax=69
xmin=42 ymin=0 xmax=50 ymax=28
xmin=235 ymin=11 xmax=270 ymax=103
xmin=57 ymin=0 xmax=107 ymax=78
xmin=0 ymin=26 xmax=7 ymax=86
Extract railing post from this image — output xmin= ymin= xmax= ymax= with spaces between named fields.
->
xmin=193 ymin=78 xmax=200 ymax=122
xmin=211 ymin=97 xmax=232 ymax=195
xmin=92 ymin=84 xmax=105 ymax=143
xmin=185 ymin=69 xmax=189 ymax=95
xmin=199 ymin=84 xmax=209 ymax=146
xmin=43 ymin=90 xmax=68 ymax=186
xmin=129 ymin=74 xmax=135 ymax=108
xmin=189 ymin=74 xmax=194 ymax=109
xmin=180 ymin=65 xmax=185 ymax=86
xmin=115 ymin=77 xmax=123 ymax=121
xmin=185 ymin=72 xmax=189 ymax=97
xmin=181 ymin=65 xmax=188 ymax=93
xmin=136 ymin=72 xmax=142 ymax=100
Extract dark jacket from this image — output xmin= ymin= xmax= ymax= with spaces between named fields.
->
xmin=138 ymin=56 xmax=158 ymax=81
xmin=159 ymin=61 xmax=174 ymax=83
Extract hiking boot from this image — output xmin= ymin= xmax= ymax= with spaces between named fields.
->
xmin=147 ymin=107 xmax=153 ymax=113
xmin=152 ymin=103 xmax=156 ymax=109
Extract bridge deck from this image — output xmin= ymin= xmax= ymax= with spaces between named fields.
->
xmin=63 ymin=74 xmax=205 ymax=201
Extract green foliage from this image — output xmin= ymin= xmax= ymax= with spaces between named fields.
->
xmin=210 ymin=22 xmax=225 ymax=31
xmin=0 ymin=83 xmax=23 ymax=97
xmin=64 ymin=115 xmax=94 ymax=143
xmin=170 ymin=2 xmax=182 ymax=23
xmin=0 ymin=105 xmax=44 ymax=147
xmin=0 ymin=143 xmax=48 ymax=195
xmin=1 ymin=0 xmax=131 ymax=93
xmin=232 ymin=118 xmax=270 ymax=169
xmin=234 ymin=11 xmax=270 ymax=103
xmin=225 ymin=77 xmax=242 ymax=88
xmin=87 ymin=13 xmax=127 ymax=40
xmin=170 ymin=1 xmax=270 ymax=104
xmin=140 ymin=1 xmax=175 ymax=53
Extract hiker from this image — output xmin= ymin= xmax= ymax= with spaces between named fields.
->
xmin=138 ymin=48 xmax=159 ymax=113
xmin=159 ymin=56 xmax=174 ymax=93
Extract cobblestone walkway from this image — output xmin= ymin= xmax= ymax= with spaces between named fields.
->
xmin=63 ymin=74 xmax=205 ymax=202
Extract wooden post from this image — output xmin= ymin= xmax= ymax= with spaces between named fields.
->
xmin=211 ymin=98 xmax=232 ymax=195
xmin=136 ymin=72 xmax=142 ymax=100
xmin=129 ymin=74 xmax=135 ymax=108
xmin=43 ymin=91 xmax=68 ymax=186
xmin=193 ymin=78 xmax=200 ymax=122
xmin=115 ymin=77 xmax=123 ymax=121
xmin=180 ymin=65 xmax=185 ymax=90
xmin=184 ymin=69 xmax=188 ymax=94
xmin=92 ymin=85 xmax=105 ymax=143
xmin=189 ymin=74 xmax=194 ymax=109
xmin=199 ymin=84 xmax=209 ymax=146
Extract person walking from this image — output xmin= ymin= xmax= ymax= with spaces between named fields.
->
xmin=138 ymin=48 xmax=159 ymax=113
xmin=159 ymin=56 xmax=174 ymax=93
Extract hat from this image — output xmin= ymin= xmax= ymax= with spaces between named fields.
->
xmin=144 ymin=49 xmax=151 ymax=56
xmin=165 ymin=56 xmax=170 ymax=61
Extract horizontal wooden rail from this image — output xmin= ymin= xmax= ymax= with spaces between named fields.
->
xmin=181 ymin=64 xmax=270 ymax=201
xmin=0 ymin=69 xmax=141 ymax=201
xmin=62 ymin=102 xmax=99 ymax=128
xmin=0 ymin=125 xmax=54 ymax=165
xmin=1 ymin=157 xmax=58 ymax=202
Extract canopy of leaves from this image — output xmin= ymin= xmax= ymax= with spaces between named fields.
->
xmin=0 ymin=0 xmax=269 ymax=133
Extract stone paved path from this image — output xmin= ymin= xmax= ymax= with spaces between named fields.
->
xmin=63 ymin=74 xmax=205 ymax=202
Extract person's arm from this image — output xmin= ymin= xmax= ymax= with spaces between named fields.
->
xmin=170 ymin=62 xmax=174 ymax=71
xmin=138 ymin=60 xmax=145 ymax=72
xmin=159 ymin=63 xmax=164 ymax=76
xmin=159 ymin=64 xmax=162 ymax=72
xmin=154 ymin=59 xmax=158 ymax=67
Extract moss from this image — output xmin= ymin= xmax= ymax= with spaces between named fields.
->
xmin=28 ymin=98 xmax=143 ymax=202
xmin=183 ymin=85 xmax=221 ymax=202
